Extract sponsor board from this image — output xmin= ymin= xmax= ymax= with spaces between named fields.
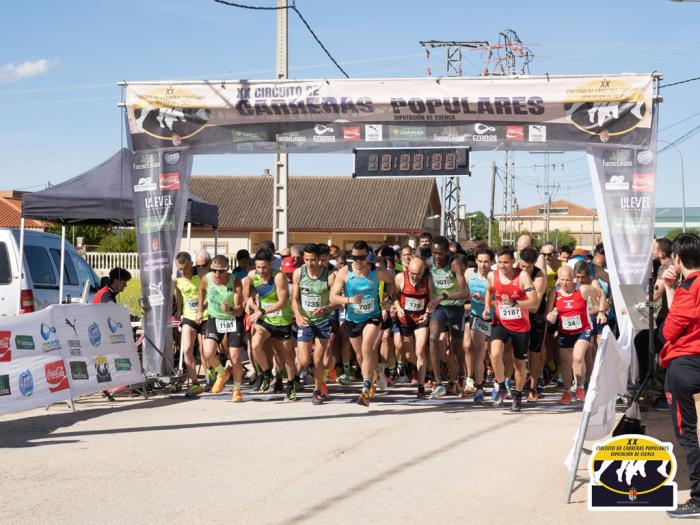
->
xmin=163 ymin=152 xmax=180 ymax=165
xmin=133 ymin=152 xmax=160 ymax=171
xmin=313 ymin=124 xmax=336 ymax=143
xmin=472 ymin=123 xmax=497 ymax=142
xmin=365 ymin=124 xmax=383 ymax=141
xmin=148 ymin=282 xmax=165 ymax=307
xmin=88 ymin=322 xmax=101 ymax=347
xmin=0 ymin=374 xmax=10 ymax=396
xmin=0 ymin=331 xmax=10 ymax=362
xmin=45 ymin=360 xmax=69 ymax=393
xmin=107 ymin=317 xmax=126 ymax=344
xmin=343 ymin=126 xmax=361 ymax=141
xmin=133 ymin=176 xmax=157 ymax=193
xmin=637 ymin=150 xmax=653 ymax=165
xmin=14 ymin=335 xmax=35 ymax=350
xmin=138 ymin=216 xmax=176 ymax=234
xmin=18 ymin=370 xmax=33 ymax=397
xmin=232 ymin=128 xmax=268 ymax=143
xmin=40 ymin=323 xmax=61 ymax=352
xmin=159 ymin=172 xmax=181 ymax=191
xmin=389 ymin=126 xmax=426 ymax=140
xmin=506 ymin=125 xmax=525 ymax=141
xmin=633 ymin=172 xmax=655 ymax=192
xmin=605 ymin=175 xmax=630 ymax=191
xmin=115 ymin=358 xmax=132 ymax=372
xmin=276 ymin=131 xmax=307 ymax=143
xmin=95 ymin=355 xmax=112 ymax=383
xmin=529 ymin=124 xmax=546 ymax=142
xmin=69 ymin=361 xmax=89 ymax=381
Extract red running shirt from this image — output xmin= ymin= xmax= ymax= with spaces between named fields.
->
xmin=493 ymin=268 xmax=530 ymax=332
xmin=555 ymin=288 xmax=592 ymax=335
xmin=399 ymin=270 xmax=430 ymax=324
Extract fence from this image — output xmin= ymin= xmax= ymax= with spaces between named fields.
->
xmin=85 ymin=252 xmax=139 ymax=277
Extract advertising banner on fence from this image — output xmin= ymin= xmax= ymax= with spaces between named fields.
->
xmin=0 ymin=303 xmax=142 ymax=416
xmin=123 ymin=74 xmax=655 ymax=153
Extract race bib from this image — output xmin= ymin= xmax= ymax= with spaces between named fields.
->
xmin=404 ymin=297 xmax=425 ymax=312
xmin=432 ymin=276 xmax=451 ymax=289
xmin=471 ymin=316 xmax=492 ymax=337
xmin=562 ymin=314 xmax=583 ymax=331
xmin=263 ymin=309 xmax=282 ymax=318
xmin=498 ymin=304 xmax=522 ymax=321
xmin=302 ymin=295 xmax=321 ymax=311
xmin=186 ymin=299 xmax=198 ymax=311
xmin=354 ymin=297 xmax=375 ymax=314
xmin=215 ymin=318 xmax=237 ymax=333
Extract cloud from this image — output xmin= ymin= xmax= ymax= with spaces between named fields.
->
xmin=0 ymin=59 xmax=57 ymax=83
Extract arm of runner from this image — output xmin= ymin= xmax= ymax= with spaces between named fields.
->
xmin=449 ymin=259 xmax=470 ymax=302
xmin=529 ymin=271 xmax=547 ymax=313
xmin=174 ymin=285 xmax=183 ymax=318
xmin=590 ymin=279 xmax=609 ymax=324
xmin=196 ymin=274 xmax=207 ymax=323
xmin=243 ymin=270 xmax=257 ymax=315
xmin=545 ymin=288 xmax=557 ymax=324
xmin=291 ymin=267 xmax=308 ymax=327
xmin=378 ymin=268 xmax=396 ymax=307
xmin=516 ymin=270 xmax=539 ymax=310
xmin=320 ymin=272 xmax=340 ymax=314
xmin=663 ymin=266 xmax=679 ymax=307
xmin=331 ymin=267 xmax=358 ymax=305
xmin=232 ymin=277 xmax=244 ymax=317
xmin=482 ymin=273 xmax=494 ymax=321
xmin=393 ymin=272 xmax=405 ymax=319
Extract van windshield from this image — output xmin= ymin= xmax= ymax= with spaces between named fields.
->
xmin=0 ymin=243 xmax=11 ymax=284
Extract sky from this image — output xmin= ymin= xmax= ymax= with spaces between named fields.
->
xmin=1 ymin=0 xmax=699 ymax=216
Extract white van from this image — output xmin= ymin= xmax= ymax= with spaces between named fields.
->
xmin=0 ymin=228 xmax=100 ymax=318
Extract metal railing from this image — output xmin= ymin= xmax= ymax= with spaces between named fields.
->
xmin=85 ymin=252 xmax=139 ymax=275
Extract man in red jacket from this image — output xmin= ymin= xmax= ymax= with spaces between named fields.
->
xmin=660 ymin=233 xmax=700 ymax=519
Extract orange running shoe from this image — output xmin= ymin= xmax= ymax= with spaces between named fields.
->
xmin=370 ymin=384 xmax=376 ymax=398
xmin=575 ymin=387 xmax=586 ymax=402
xmin=558 ymin=391 xmax=572 ymax=405
xmin=212 ymin=367 xmax=231 ymax=394
xmin=231 ymin=388 xmax=243 ymax=403
xmin=328 ymin=368 xmax=337 ymax=383
xmin=320 ymin=381 xmax=330 ymax=399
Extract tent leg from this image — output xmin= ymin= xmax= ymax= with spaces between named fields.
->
xmin=186 ymin=222 xmax=192 ymax=254
xmin=59 ymin=225 xmax=66 ymax=303
xmin=16 ymin=218 xmax=26 ymax=315
xmin=565 ymin=410 xmax=592 ymax=503
xmin=214 ymin=228 xmax=218 ymax=255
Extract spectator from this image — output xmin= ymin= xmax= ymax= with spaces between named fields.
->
xmin=93 ymin=267 xmax=131 ymax=304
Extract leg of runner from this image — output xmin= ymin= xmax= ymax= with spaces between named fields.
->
xmin=352 ymin=322 xmax=382 ymax=407
xmin=428 ymin=318 xmax=447 ymax=397
xmin=251 ymin=325 xmax=273 ymax=392
xmin=464 ymin=327 xmax=487 ymax=398
xmin=572 ymin=338 xmax=589 ymax=401
xmin=558 ymin=345 xmax=574 ymax=404
xmin=229 ymin=344 xmax=244 ymax=402
xmin=314 ymin=337 xmax=331 ymax=402
xmin=414 ymin=326 xmax=429 ymax=398
xmin=339 ymin=324 xmax=353 ymax=385
xmin=271 ymin=337 xmax=299 ymax=401
xmin=180 ymin=323 xmax=199 ymax=382
xmin=489 ymin=336 xmax=507 ymax=407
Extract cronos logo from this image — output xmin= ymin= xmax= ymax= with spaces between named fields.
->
xmin=564 ymin=79 xmax=647 ymax=141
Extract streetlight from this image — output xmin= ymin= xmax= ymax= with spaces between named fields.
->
xmin=465 ymin=212 xmax=480 ymax=240
xmin=658 ymin=139 xmax=686 ymax=232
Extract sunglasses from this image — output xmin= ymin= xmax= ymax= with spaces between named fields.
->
xmin=351 ymin=254 xmax=368 ymax=262
xmin=211 ymin=267 xmax=229 ymax=274
xmin=542 ymin=252 xmax=555 ymax=256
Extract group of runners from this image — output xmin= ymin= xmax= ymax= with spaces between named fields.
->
xmin=173 ymin=232 xmax=614 ymax=410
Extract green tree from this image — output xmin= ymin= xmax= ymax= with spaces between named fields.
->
xmin=549 ymin=229 xmax=577 ymax=249
xmin=664 ymin=227 xmax=700 ymax=241
xmin=98 ymin=229 xmax=137 ymax=252
xmin=45 ymin=224 xmax=111 ymax=246
xmin=463 ymin=211 xmax=501 ymax=245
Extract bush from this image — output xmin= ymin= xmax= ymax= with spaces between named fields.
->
xmin=118 ymin=278 xmax=143 ymax=318
xmin=99 ymin=229 xmax=137 ymax=252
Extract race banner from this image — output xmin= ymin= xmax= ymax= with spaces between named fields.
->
xmin=130 ymin=149 xmax=192 ymax=376
xmin=0 ymin=303 xmax=142 ymax=416
xmin=123 ymin=75 xmax=655 ymax=153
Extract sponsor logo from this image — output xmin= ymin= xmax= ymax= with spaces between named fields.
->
xmin=159 ymin=172 xmax=181 ymax=191
xmin=232 ymin=128 xmax=268 ymax=142
xmin=564 ymin=78 xmax=647 ymax=140
xmin=108 ymin=317 xmax=126 ymax=344
xmin=40 ymin=323 xmax=61 ymax=352
xmin=151 ymin=238 xmax=159 ymax=251
xmin=603 ymin=149 xmax=634 ymax=168
xmin=133 ymin=176 xmax=157 ymax=193
xmin=633 ymin=172 xmax=655 ymax=192
xmin=18 ymin=370 xmax=33 ymax=397
xmin=138 ymin=215 xmax=176 ymax=234
xmin=95 ymin=355 xmax=112 ymax=384
xmin=40 ymin=323 xmax=56 ymax=341
xmin=236 ymin=142 xmax=255 ymax=152
xmin=133 ymin=152 xmax=160 ymax=171
xmin=620 ymin=196 xmax=652 ymax=209
xmin=148 ymin=282 xmax=165 ymax=307
xmin=0 ymin=374 xmax=10 ymax=396
xmin=0 ymin=331 xmax=10 ymax=362
xmin=163 ymin=152 xmax=180 ymax=165
xmin=65 ymin=318 xmax=78 ymax=336
xmin=589 ymin=433 xmax=677 ymax=510
xmin=637 ymin=150 xmax=653 ymax=165
xmin=69 ymin=361 xmax=89 ymax=381
xmin=67 ymin=339 xmax=82 ymax=356
xmin=115 ymin=358 xmax=132 ymax=372
xmin=529 ymin=124 xmax=547 ymax=142
xmin=506 ymin=125 xmax=525 ymax=141
xmin=365 ymin=124 xmax=383 ymax=141
xmin=605 ymin=175 xmax=630 ymax=191
xmin=45 ymin=360 xmax=69 ymax=393
xmin=141 ymin=252 xmax=170 ymax=273
xmin=389 ymin=126 xmax=427 ymax=140
xmin=432 ymin=126 xmax=468 ymax=142
xmin=144 ymin=194 xmax=174 ymax=212
xmin=313 ymin=124 xmax=336 ymax=143
xmin=14 ymin=335 xmax=34 ymax=350
xmin=342 ymin=126 xmax=361 ymax=141
xmin=276 ymin=131 xmax=307 ymax=143
xmin=132 ymin=86 xmax=210 ymax=145
xmin=88 ymin=322 xmax=101 ymax=347
xmin=472 ymin=123 xmax=497 ymax=142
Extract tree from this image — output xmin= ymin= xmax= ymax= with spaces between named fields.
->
xmin=549 ymin=229 xmax=577 ymax=249
xmin=45 ymin=224 xmax=111 ymax=247
xmin=98 ymin=229 xmax=137 ymax=252
xmin=463 ymin=211 xmax=501 ymax=246
xmin=664 ymin=227 xmax=700 ymax=241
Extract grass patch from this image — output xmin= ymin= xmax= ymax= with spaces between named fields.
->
xmin=118 ymin=278 xmax=143 ymax=318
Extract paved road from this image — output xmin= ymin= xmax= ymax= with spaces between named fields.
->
xmin=0 ymin=385 xmax=685 ymax=524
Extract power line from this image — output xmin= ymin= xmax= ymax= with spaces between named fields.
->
xmin=213 ymin=0 xmax=350 ymax=78
xmin=660 ymin=76 xmax=700 ymax=88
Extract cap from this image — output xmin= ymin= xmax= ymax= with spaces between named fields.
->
xmin=281 ymin=256 xmax=297 ymax=275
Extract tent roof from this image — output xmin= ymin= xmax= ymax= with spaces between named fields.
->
xmin=21 ymin=149 xmax=218 ymax=227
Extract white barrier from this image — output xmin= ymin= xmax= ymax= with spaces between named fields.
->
xmin=85 ymin=252 xmax=139 ymax=276
xmin=0 ymin=303 xmax=143 ymax=416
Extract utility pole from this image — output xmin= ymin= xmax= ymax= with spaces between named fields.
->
xmin=488 ymin=161 xmax=496 ymax=245
xmin=273 ymin=0 xmax=289 ymax=250
xmin=531 ymin=151 xmax=563 ymax=243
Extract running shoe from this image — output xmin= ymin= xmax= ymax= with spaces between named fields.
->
xmin=294 ymin=379 xmax=305 ymax=393
xmin=528 ymin=388 xmax=539 ymax=402
xmin=273 ymin=376 xmax=284 ymax=394
xmin=377 ymin=370 xmax=388 ymax=391
xmin=328 ymin=368 xmax=337 ymax=383
xmin=205 ymin=368 xmax=216 ymax=386
xmin=430 ymin=384 xmax=447 ymax=399
xmin=667 ymin=499 xmax=700 ymax=519
xmin=212 ymin=367 xmax=231 ymax=394
xmin=446 ymin=381 xmax=457 ymax=395
xmin=250 ymin=374 xmax=263 ymax=392
xmin=185 ymin=384 xmax=204 ymax=399
xmin=338 ymin=373 xmax=351 ymax=385
xmin=457 ymin=377 xmax=465 ymax=396
xmin=493 ymin=386 xmax=506 ymax=407
xmin=285 ymin=382 xmax=297 ymax=402
xmin=473 ymin=388 xmax=485 ymax=404
xmin=231 ymin=388 xmax=243 ymax=403
xmin=320 ymin=381 xmax=330 ymax=401
xmin=312 ymin=390 xmax=323 ymax=405
xmin=555 ymin=373 xmax=564 ymax=387
xmin=558 ymin=391 xmax=572 ymax=405
xmin=465 ymin=377 xmax=476 ymax=393
xmin=417 ymin=386 xmax=427 ymax=399
xmin=259 ymin=374 xmax=271 ymax=393
xmin=575 ymin=387 xmax=586 ymax=402
xmin=370 ymin=384 xmax=376 ymax=398
xmin=357 ymin=389 xmax=370 ymax=407
xmin=510 ymin=391 xmax=522 ymax=412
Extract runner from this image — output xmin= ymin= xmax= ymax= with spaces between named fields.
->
xmin=292 ymin=244 xmax=338 ymax=405
xmin=546 ymin=265 xmax=604 ymax=404
xmin=330 ymin=240 xmax=395 ymax=407
xmin=174 ymin=252 xmax=206 ymax=393
xmin=426 ymin=236 xmax=470 ymax=399
xmin=395 ymin=257 xmax=431 ymax=398
xmin=244 ymin=248 xmax=300 ymax=401
xmin=462 ymin=247 xmax=494 ymax=403
xmin=483 ymin=246 xmax=539 ymax=411
xmin=195 ymin=255 xmax=245 ymax=402
xmin=398 ymin=245 xmax=413 ymax=273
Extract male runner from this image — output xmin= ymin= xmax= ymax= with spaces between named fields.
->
xmin=175 ymin=252 xmax=206 ymax=394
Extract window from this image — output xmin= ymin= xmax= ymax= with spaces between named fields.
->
xmin=72 ymin=254 xmax=99 ymax=291
xmin=25 ymin=245 xmax=56 ymax=286
xmin=0 ymin=243 xmax=11 ymax=284
xmin=202 ymin=242 xmax=228 ymax=256
xmin=50 ymin=248 xmax=79 ymax=286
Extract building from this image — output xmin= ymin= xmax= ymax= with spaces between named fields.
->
xmin=185 ymin=175 xmax=441 ymax=255
xmin=655 ymin=206 xmax=700 ymax=237
xmin=0 ymin=191 xmax=48 ymax=229
xmin=496 ymin=199 xmax=601 ymax=249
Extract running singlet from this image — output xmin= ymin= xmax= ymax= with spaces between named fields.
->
xmin=299 ymin=266 xmax=332 ymax=324
xmin=177 ymin=275 xmax=205 ymax=321
xmin=555 ymin=287 xmax=592 ymax=335
xmin=253 ymin=270 xmax=293 ymax=326
xmin=546 ymin=265 xmax=558 ymax=296
xmin=468 ymin=270 xmax=490 ymax=318
xmin=399 ymin=270 xmax=429 ymax=324
xmin=493 ymin=268 xmax=530 ymax=332
xmin=344 ymin=268 xmax=381 ymax=323
xmin=430 ymin=262 xmax=464 ymax=306
xmin=531 ymin=266 xmax=547 ymax=318
xmin=207 ymin=273 xmax=234 ymax=320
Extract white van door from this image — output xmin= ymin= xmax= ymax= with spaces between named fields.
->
xmin=0 ymin=239 xmax=19 ymax=318
xmin=23 ymin=244 xmax=59 ymax=311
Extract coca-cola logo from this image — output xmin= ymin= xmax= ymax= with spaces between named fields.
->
xmin=44 ymin=360 xmax=69 ymax=393
xmin=159 ymin=172 xmax=181 ymax=191
xmin=0 ymin=331 xmax=10 ymax=362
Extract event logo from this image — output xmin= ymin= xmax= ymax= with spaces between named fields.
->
xmin=14 ymin=335 xmax=34 ymax=350
xmin=18 ymin=370 xmax=33 ymax=397
xmin=138 ymin=216 xmax=176 ymax=234
xmin=529 ymin=124 xmax=547 ymax=143
xmin=276 ymin=131 xmax=307 ymax=143
xmin=159 ymin=172 xmax=181 ymax=191
xmin=44 ymin=360 xmax=69 ymax=393
xmin=472 ymin=123 xmax=497 ymax=142
xmin=133 ymin=176 xmax=157 ymax=193
xmin=564 ymin=78 xmax=647 ymax=140
xmin=133 ymin=152 xmax=160 ymax=171
xmin=0 ymin=374 xmax=10 ymax=397
xmin=40 ymin=323 xmax=60 ymax=352
xmin=132 ymin=86 xmax=210 ymax=145
xmin=69 ymin=361 xmax=89 ymax=381
xmin=232 ymin=128 xmax=268 ymax=143
xmin=633 ymin=172 xmax=655 ymax=192
xmin=506 ymin=125 xmax=525 ymax=141
xmin=164 ymin=152 xmax=180 ymax=165
xmin=365 ymin=124 xmax=383 ymax=142
xmin=637 ymin=150 xmax=653 ymax=165
xmin=620 ymin=196 xmax=652 ymax=210
xmin=313 ymin=124 xmax=336 ymax=143
xmin=114 ymin=358 xmax=132 ymax=372
xmin=107 ymin=317 xmax=126 ymax=344
xmin=0 ymin=331 xmax=10 ymax=362
xmin=605 ymin=175 xmax=629 ymax=191
xmin=343 ymin=126 xmax=361 ymax=141
xmin=389 ymin=126 xmax=426 ymax=140
xmin=603 ymin=150 xmax=634 ymax=168
xmin=148 ymin=282 xmax=165 ymax=307
xmin=589 ymin=434 xmax=677 ymax=510
xmin=95 ymin=355 xmax=112 ymax=383
xmin=88 ymin=322 xmax=101 ymax=347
